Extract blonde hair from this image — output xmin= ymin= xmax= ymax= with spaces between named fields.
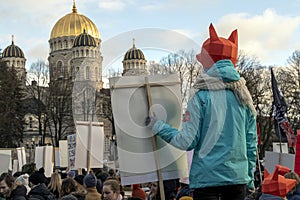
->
xmin=48 ymin=171 xmax=62 ymax=195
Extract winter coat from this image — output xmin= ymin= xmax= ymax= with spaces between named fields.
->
xmin=28 ymin=183 xmax=56 ymax=200
xmin=84 ymin=187 xmax=101 ymax=200
xmin=61 ymin=187 xmax=87 ymax=200
xmin=152 ymin=60 xmax=257 ymax=189
xmin=287 ymin=184 xmax=300 ymax=200
xmin=259 ymin=193 xmax=285 ymax=200
xmin=10 ymin=185 xmax=28 ymax=200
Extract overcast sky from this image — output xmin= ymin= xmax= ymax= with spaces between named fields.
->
xmin=1 ymin=0 xmax=300 ymax=71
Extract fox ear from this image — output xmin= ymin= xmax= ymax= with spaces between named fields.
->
xmin=228 ymin=29 xmax=238 ymax=45
xmin=209 ymin=23 xmax=219 ymax=41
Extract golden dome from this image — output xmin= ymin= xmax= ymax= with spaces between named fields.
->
xmin=50 ymin=3 xmax=100 ymax=39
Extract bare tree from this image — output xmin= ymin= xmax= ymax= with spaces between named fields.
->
xmin=276 ymin=51 xmax=300 ymax=133
xmin=156 ymin=49 xmax=202 ymax=106
xmin=48 ymin=78 xmax=75 ymax=146
xmin=237 ymin=51 xmax=274 ymax=156
xmin=26 ymin=60 xmax=50 ymax=145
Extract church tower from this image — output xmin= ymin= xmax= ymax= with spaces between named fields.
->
xmin=46 ymin=1 xmax=105 ymax=141
xmin=122 ymin=39 xmax=147 ymax=76
xmin=1 ymin=35 xmax=26 ymax=87
xmin=48 ymin=1 xmax=102 ymax=87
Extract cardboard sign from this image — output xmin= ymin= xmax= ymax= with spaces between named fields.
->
xmin=35 ymin=146 xmax=53 ymax=177
xmin=0 ymin=150 xmax=12 ymax=174
xmin=265 ymin=151 xmax=295 ymax=174
xmin=12 ymin=160 xmax=18 ymax=175
xmin=273 ymin=142 xmax=288 ymax=153
xmin=109 ymin=74 xmax=188 ymax=185
xmin=16 ymin=147 xmax=26 ymax=171
xmin=59 ymin=140 xmax=68 ymax=168
xmin=75 ymin=121 xmax=105 ymax=169
xmin=67 ymin=134 xmax=76 ymax=170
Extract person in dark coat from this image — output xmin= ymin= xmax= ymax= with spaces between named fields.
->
xmin=28 ymin=171 xmax=56 ymax=200
xmin=10 ymin=184 xmax=28 ymax=200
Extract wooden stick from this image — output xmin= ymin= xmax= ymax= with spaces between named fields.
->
xmin=145 ymin=77 xmax=165 ymax=200
xmin=256 ymin=148 xmax=263 ymax=185
xmin=111 ymin=81 xmax=180 ymax=89
xmin=87 ymin=121 xmax=92 ymax=173
xmin=43 ymin=146 xmax=46 ymax=169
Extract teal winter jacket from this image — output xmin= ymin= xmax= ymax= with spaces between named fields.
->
xmin=152 ymin=60 xmax=257 ymax=189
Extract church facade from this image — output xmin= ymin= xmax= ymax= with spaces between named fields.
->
xmin=0 ymin=2 xmax=148 ymax=163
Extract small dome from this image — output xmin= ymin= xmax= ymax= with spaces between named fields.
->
xmin=2 ymin=38 xmax=25 ymax=58
xmin=123 ymin=42 xmax=145 ymax=61
xmin=50 ymin=3 xmax=100 ymax=39
xmin=73 ymin=30 xmax=97 ymax=47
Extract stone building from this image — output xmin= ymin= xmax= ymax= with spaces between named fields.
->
xmin=0 ymin=2 xmax=149 ymax=164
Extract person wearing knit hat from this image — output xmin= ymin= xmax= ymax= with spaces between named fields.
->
xmin=146 ymin=23 xmax=257 ymax=200
xmin=29 ymin=171 xmax=45 ymax=186
xmin=67 ymin=171 xmax=75 ymax=179
xmin=131 ymin=184 xmax=146 ymax=200
xmin=83 ymin=172 xmax=101 ymax=199
xmin=16 ymin=174 xmax=31 ymax=194
xmin=74 ymin=174 xmax=84 ymax=186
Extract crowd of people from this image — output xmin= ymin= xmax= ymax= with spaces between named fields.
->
xmin=0 ymin=166 xmax=194 ymax=200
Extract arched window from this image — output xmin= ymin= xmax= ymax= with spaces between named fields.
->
xmin=64 ymin=40 xmax=68 ymax=48
xmin=58 ymin=41 xmax=62 ymax=49
xmin=86 ymin=49 xmax=89 ymax=57
xmin=86 ymin=66 xmax=90 ymax=80
xmin=57 ymin=61 xmax=63 ymax=78
xmin=29 ymin=117 xmax=33 ymax=128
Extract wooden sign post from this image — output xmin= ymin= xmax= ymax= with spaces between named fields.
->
xmin=145 ymin=77 xmax=165 ymax=200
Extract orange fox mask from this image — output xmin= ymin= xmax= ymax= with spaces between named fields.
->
xmin=262 ymin=164 xmax=296 ymax=198
xmin=196 ymin=23 xmax=238 ymax=69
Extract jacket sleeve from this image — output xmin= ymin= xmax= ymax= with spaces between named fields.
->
xmin=246 ymin=109 xmax=258 ymax=189
xmin=152 ymin=94 xmax=202 ymax=151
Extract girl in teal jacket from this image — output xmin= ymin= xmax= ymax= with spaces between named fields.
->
xmin=150 ymin=59 xmax=257 ymax=199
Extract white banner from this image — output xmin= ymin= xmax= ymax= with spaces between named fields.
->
xmin=110 ymin=74 xmax=188 ymax=185
xmin=0 ymin=150 xmax=12 ymax=174
xmin=57 ymin=140 xmax=68 ymax=168
xmin=75 ymin=121 xmax=105 ymax=169
xmin=16 ymin=147 xmax=26 ymax=171
xmin=34 ymin=146 xmax=53 ymax=177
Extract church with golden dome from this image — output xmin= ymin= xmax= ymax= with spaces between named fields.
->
xmin=0 ymin=1 xmax=148 ymax=162
xmin=48 ymin=2 xmax=103 ymax=90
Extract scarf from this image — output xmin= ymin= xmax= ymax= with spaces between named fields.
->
xmin=193 ymin=73 xmax=256 ymax=115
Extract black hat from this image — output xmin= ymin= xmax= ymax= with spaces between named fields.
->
xmin=29 ymin=171 xmax=45 ymax=185
xmin=74 ymin=175 xmax=84 ymax=185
